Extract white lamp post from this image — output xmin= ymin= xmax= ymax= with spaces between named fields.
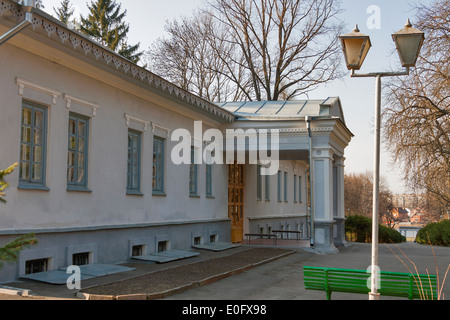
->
xmin=339 ymin=20 xmax=424 ymax=300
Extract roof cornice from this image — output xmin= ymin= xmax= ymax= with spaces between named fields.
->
xmin=1 ymin=0 xmax=235 ymax=123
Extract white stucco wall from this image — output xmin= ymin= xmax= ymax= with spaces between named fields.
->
xmin=244 ymin=160 xmax=309 ymax=236
xmin=0 ymin=44 xmax=229 ymax=233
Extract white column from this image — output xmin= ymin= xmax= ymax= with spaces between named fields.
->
xmin=312 ymin=147 xmax=337 ymax=252
xmin=333 ymin=157 xmax=348 ymax=247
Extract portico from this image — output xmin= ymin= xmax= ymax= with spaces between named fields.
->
xmin=217 ymin=99 xmax=353 ymax=251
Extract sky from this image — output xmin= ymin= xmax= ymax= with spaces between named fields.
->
xmin=40 ymin=0 xmax=422 ymax=194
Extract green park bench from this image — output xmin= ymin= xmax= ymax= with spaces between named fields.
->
xmin=303 ymin=266 xmax=438 ymax=300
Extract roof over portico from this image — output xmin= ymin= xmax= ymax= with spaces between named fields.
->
xmin=216 ymin=97 xmax=346 ymax=124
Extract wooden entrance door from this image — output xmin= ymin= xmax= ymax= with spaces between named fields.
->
xmin=228 ymin=164 xmax=245 ymax=243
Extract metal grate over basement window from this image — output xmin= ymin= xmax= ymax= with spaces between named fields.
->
xmin=25 ymin=258 xmax=48 ymax=274
xmin=72 ymin=252 xmax=90 ymax=266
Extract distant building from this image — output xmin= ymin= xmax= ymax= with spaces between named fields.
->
xmin=410 ymin=212 xmax=425 ymax=224
xmin=391 ymin=207 xmax=410 ymax=222
xmin=397 ymin=224 xmax=422 ymax=242
xmin=392 ymin=194 xmax=425 ymax=209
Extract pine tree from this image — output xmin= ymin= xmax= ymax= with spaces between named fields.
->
xmin=0 ymin=235 xmax=38 ymax=269
xmin=80 ymin=0 xmax=143 ymax=63
xmin=53 ymin=0 xmax=75 ymax=25
xmin=0 ymin=164 xmax=37 ymax=268
xmin=0 ymin=163 xmax=17 ymax=204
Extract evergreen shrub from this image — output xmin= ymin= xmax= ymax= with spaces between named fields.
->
xmin=416 ymin=220 xmax=450 ymax=246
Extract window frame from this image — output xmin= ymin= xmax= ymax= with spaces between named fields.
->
xmin=19 ymin=101 xmax=48 ymax=190
xmin=256 ymin=165 xmax=262 ymax=201
xmin=265 ymin=173 xmax=270 ymax=201
xmin=189 ymin=146 xmax=198 ymax=197
xmin=294 ymin=174 xmax=298 ymax=203
xmin=126 ymin=129 xmax=143 ymax=195
xmin=152 ymin=136 xmax=166 ymax=196
xmin=284 ymin=171 xmax=288 ymax=202
xmin=206 ymin=163 xmax=214 ymax=198
xmin=277 ymin=170 xmax=282 ymax=202
xmin=299 ymin=175 xmax=303 ymax=203
xmin=67 ymin=113 xmax=90 ymax=191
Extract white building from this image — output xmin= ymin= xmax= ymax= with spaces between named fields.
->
xmin=0 ymin=1 xmax=353 ymax=283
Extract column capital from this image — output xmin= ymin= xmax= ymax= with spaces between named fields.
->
xmin=334 ymin=156 xmax=346 ymax=167
xmin=312 ymin=147 xmax=334 ymax=160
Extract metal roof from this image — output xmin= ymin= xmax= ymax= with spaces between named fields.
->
xmin=216 ymin=97 xmax=345 ymax=123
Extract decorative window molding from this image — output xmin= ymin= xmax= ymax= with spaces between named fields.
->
xmin=151 ymin=122 xmax=171 ymax=138
xmin=64 ymin=94 xmax=99 ymax=117
xmin=16 ymin=78 xmax=61 ymax=105
xmin=125 ymin=113 xmax=149 ymax=132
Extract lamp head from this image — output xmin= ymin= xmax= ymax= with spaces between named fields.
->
xmin=392 ymin=19 xmax=425 ymax=68
xmin=339 ymin=25 xmax=372 ymax=70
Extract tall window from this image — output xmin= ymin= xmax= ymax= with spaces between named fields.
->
xmin=127 ymin=130 xmax=141 ymax=194
xmin=205 ymin=150 xmax=214 ymax=198
xmin=299 ymin=175 xmax=302 ymax=203
xmin=265 ymin=174 xmax=270 ymax=201
xmin=153 ymin=137 xmax=165 ymax=195
xmin=284 ymin=171 xmax=288 ymax=202
xmin=67 ymin=113 xmax=89 ymax=190
xmin=19 ymin=102 xmax=47 ymax=189
xmin=206 ymin=164 xmax=213 ymax=197
xmin=277 ymin=170 xmax=282 ymax=202
xmin=256 ymin=165 xmax=262 ymax=200
xmin=294 ymin=174 xmax=298 ymax=203
xmin=189 ymin=146 xmax=198 ymax=196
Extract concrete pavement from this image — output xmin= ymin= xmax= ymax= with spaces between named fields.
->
xmin=163 ymin=242 xmax=450 ymax=300
xmin=1 ymin=242 xmax=449 ymax=300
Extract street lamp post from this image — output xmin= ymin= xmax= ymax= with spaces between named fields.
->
xmin=339 ymin=20 xmax=424 ymax=300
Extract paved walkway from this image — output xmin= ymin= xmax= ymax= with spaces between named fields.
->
xmin=165 ymin=242 xmax=450 ymax=300
xmin=1 ymin=242 xmax=449 ymax=300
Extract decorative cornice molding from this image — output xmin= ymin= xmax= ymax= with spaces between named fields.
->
xmin=1 ymin=1 xmax=235 ymax=123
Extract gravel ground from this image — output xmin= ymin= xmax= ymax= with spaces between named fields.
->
xmin=82 ymin=248 xmax=292 ymax=297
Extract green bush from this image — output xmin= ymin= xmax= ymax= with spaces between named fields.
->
xmin=416 ymin=220 xmax=450 ymax=246
xmin=379 ymin=224 xmax=405 ymax=243
xmin=345 ymin=215 xmax=405 ymax=244
xmin=345 ymin=215 xmax=371 ymax=243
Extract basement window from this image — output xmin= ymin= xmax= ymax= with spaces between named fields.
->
xmin=25 ymin=258 xmax=49 ymax=275
xmin=72 ymin=252 xmax=90 ymax=266
xmin=158 ymin=241 xmax=168 ymax=253
xmin=210 ymin=234 xmax=217 ymax=243
xmin=132 ymin=245 xmax=144 ymax=257
xmin=194 ymin=237 xmax=202 ymax=245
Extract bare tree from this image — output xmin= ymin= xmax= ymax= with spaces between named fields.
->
xmin=147 ymin=0 xmax=344 ymax=102
xmin=147 ymin=12 xmax=248 ymax=102
xmin=344 ymin=171 xmax=394 ymax=220
xmin=383 ymin=0 xmax=450 ymax=207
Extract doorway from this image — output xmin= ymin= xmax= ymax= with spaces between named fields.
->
xmin=228 ymin=163 xmax=245 ymax=243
